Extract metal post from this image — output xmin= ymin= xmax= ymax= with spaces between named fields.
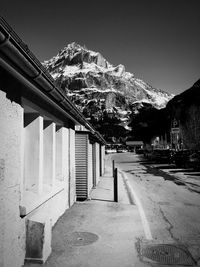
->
xmin=112 ymin=160 xmax=115 ymax=178
xmin=114 ymin=168 xmax=118 ymax=202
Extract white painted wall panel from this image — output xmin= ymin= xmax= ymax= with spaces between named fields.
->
xmin=0 ymin=91 xmax=25 ymax=267
xmin=88 ymin=142 xmax=93 ymax=195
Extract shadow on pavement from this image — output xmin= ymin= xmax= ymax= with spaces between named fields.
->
xmin=91 ymin=198 xmax=114 ymax=203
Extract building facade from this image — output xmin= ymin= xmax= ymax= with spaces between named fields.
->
xmin=167 ymin=79 xmax=200 ymax=151
xmin=75 ymin=130 xmax=103 ymax=200
xmin=0 ymin=18 xmax=105 ymax=266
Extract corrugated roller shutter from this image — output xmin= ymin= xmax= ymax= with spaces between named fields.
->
xmin=75 ymin=133 xmax=88 ymax=200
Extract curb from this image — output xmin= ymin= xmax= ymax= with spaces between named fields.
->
xmin=118 ymin=170 xmax=153 ymax=240
xmin=118 ymin=170 xmax=135 ymax=205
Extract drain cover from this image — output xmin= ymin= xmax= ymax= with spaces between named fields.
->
xmin=141 ymin=243 xmax=196 ymax=265
xmin=67 ymin=232 xmax=99 ymax=246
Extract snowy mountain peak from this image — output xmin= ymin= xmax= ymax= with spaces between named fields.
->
xmin=42 ymin=43 xmax=174 ymax=138
xmin=43 ymin=42 xmax=112 ymax=72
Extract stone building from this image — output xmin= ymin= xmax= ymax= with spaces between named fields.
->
xmin=167 ymin=79 xmax=200 ymax=150
xmin=0 ymin=18 xmax=106 ymax=266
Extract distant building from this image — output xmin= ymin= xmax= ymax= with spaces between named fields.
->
xmin=126 ymin=140 xmax=143 ymax=151
xmin=0 ymin=17 xmax=106 ymax=266
xmin=167 ymin=79 xmax=200 ymax=150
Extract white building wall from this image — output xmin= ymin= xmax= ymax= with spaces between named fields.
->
xmin=24 ymin=116 xmax=44 ymax=194
xmin=0 ymin=90 xmax=77 ymax=266
xmin=23 ymin=123 xmax=72 ymax=263
xmin=25 ymin=185 xmax=69 ymax=263
xmin=0 ymin=91 xmax=25 ymax=267
xmin=88 ymin=141 xmax=93 ymax=195
xmin=95 ymin=143 xmax=100 ymax=184
xmin=62 ymin=127 xmax=70 ymax=210
xmin=43 ymin=123 xmax=56 ymax=187
xmin=69 ymin=128 xmax=76 ymax=206
xmin=101 ymin=145 xmax=105 ymax=175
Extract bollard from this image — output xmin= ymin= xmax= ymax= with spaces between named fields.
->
xmin=114 ymin=168 xmax=118 ymax=202
xmin=112 ymin=160 xmax=115 ymax=178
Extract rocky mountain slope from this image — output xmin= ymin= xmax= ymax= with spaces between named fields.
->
xmin=43 ymin=42 xmax=174 ymax=140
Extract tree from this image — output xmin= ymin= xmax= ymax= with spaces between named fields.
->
xmin=129 ymin=106 xmax=170 ymax=143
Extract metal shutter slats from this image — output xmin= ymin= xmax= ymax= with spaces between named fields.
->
xmin=75 ymin=133 xmax=88 ymax=200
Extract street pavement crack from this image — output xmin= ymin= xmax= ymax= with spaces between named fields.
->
xmin=159 ymin=206 xmax=179 ymax=243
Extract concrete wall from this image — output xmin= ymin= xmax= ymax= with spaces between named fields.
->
xmin=0 ymin=88 xmax=104 ymax=266
xmin=0 ymin=91 xmax=25 ymax=267
xmin=101 ymin=145 xmax=105 ymax=175
xmin=62 ymin=127 xmax=70 ymax=209
xmin=22 ymin=123 xmax=73 ymax=263
xmin=25 ymin=187 xmax=69 ymax=263
xmin=88 ymin=141 xmax=93 ymax=194
xmin=95 ymin=143 xmax=100 ymax=184
xmin=24 ymin=116 xmax=43 ymax=194
xmin=0 ymin=90 xmax=77 ymax=266
xmin=69 ymin=128 xmax=76 ymax=206
xmin=43 ymin=123 xmax=56 ymax=187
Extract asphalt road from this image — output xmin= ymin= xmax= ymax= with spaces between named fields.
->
xmin=110 ymin=152 xmax=200 ymax=265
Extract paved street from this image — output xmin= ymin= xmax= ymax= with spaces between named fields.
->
xmin=111 ymin=152 xmax=200 ymax=265
xmin=23 ymin=152 xmax=200 ymax=267
xmin=24 ymin=153 xmax=148 ymax=267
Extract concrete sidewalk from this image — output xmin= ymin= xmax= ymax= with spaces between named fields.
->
xmin=24 ymin=156 xmax=147 ymax=267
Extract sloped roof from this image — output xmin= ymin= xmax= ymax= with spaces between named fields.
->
xmin=0 ymin=17 xmax=106 ymax=145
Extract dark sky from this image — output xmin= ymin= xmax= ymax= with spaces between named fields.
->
xmin=1 ymin=0 xmax=200 ymax=94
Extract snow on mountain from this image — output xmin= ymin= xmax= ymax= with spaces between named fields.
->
xmin=42 ymin=42 xmax=174 ymax=139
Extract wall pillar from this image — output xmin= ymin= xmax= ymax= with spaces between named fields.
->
xmin=95 ymin=143 xmax=100 ymax=184
xmin=69 ymin=128 xmax=75 ymax=206
xmin=0 ymin=91 xmax=25 ymax=267
xmin=56 ymin=127 xmax=69 ymax=182
xmin=43 ymin=122 xmax=55 ymax=187
xmin=24 ymin=115 xmax=44 ymax=194
xmin=101 ymin=145 xmax=105 ymax=175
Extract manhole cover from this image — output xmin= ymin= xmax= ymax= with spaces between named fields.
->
xmin=67 ymin=232 xmax=99 ymax=246
xmin=141 ymin=244 xmax=196 ymax=265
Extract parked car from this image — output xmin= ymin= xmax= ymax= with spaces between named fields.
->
xmin=149 ymin=149 xmax=172 ymax=163
xmin=117 ymin=146 xmax=128 ymax=153
xmin=187 ymin=151 xmax=200 ymax=169
xmin=170 ymin=150 xmax=191 ymax=167
xmin=135 ymin=148 xmax=144 ymax=154
xmin=117 ymin=147 xmax=124 ymax=153
xmin=143 ymin=149 xmax=153 ymax=159
xmin=105 ymin=148 xmax=117 ymax=154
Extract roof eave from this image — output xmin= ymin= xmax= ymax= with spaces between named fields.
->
xmin=0 ymin=17 xmax=106 ymax=145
